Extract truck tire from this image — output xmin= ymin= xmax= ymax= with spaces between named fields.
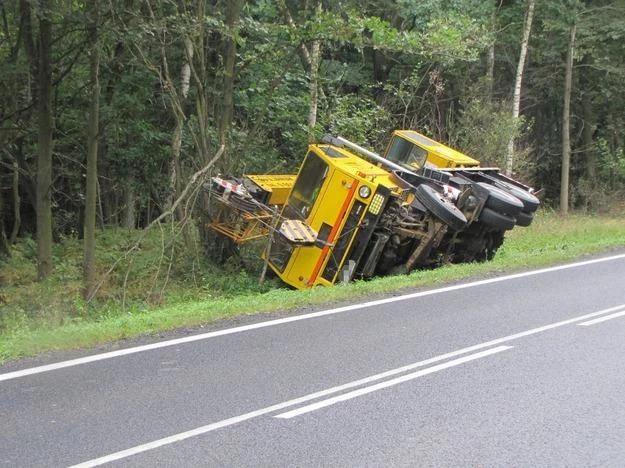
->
xmin=479 ymin=207 xmax=516 ymax=231
xmin=230 ymin=193 xmax=260 ymax=212
xmin=493 ymin=181 xmax=540 ymax=213
xmin=478 ymin=182 xmax=523 ymax=217
xmin=415 ymin=184 xmax=467 ymax=231
xmin=515 ymin=210 xmax=534 ymax=227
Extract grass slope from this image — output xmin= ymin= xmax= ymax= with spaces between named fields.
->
xmin=1 ymin=211 xmax=624 ymax=362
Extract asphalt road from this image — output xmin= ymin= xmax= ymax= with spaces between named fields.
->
xmin=2 ymin=252 xmax=625 ymax=467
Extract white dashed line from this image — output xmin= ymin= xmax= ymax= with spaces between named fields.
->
xmin=274 ymin=346 xmax=513 ymax=419
xmin=578 ymin=309 xmax=625 ymax=327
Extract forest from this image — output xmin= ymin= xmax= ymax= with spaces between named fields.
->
xmin=1 ymin=0 xmax=625 ymax=298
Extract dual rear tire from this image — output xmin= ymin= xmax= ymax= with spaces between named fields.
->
xmin=477 ymin=182 xmax=537 ymax=229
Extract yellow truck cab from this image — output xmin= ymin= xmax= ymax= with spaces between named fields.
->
xmin=385 ymin=130 xmax=480 ymax=169
xmin=267 ymin=143 xmax=400 ymax=289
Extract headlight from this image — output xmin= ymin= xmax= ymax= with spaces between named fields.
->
xmin=368 ymin=193 xmax=385 ymax=215
xmin=358 ymin=185 xmax=371 ymax=198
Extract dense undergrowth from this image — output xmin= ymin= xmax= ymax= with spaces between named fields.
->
xmin=0 ymin=227 xmax=281 ymax=332
xmin=1 ymin=210 xmax=624 ymax=362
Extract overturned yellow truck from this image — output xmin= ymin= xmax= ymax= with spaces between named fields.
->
xmin=202 ymin=131 xmax=539 ymax=289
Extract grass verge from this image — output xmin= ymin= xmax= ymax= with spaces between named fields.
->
xmin=1 ymin=210 xmax=624 ymax=363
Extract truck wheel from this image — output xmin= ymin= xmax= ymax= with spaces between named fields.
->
xmin=230 ymin=193 xmax=260 ymax=212
xmin=515 ymin=210 xmax=534 ymax=227
xmin=479 ymin=207 xmax=516 ymax=231
xmin=494 ymin=181 xmax=540 ymax=213
xmin=478 ymin=182 xmax=523 ymax=216
xmin=415 ymin=184 xmax=467 ymax=231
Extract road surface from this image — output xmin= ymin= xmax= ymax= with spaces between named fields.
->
xmin=2 ymin=252 xmax=625 ymax=467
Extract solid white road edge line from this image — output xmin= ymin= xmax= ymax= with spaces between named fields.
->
xmin=274 ymin=346 xmax=513 ymax=419
xmin=578 ymin=309 xmax=625 ymax=326
xmin=69 ymin=346 xmax=512 ymax=468
xmin=3 ymin=252 xmax=625 ymax=383
xmin=69 ymin=301 xmax=625 ymax=466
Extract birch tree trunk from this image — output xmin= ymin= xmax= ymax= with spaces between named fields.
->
xmin=169 ymin=36 xmax=193 ymax=218
xmin=560 ymin=23 xmax=577 ymax=215
xmin=307 ymin=37 xmax=321 ymax=142
xmin=306 ymin=1 xmax=322 ymax=142
xmin=278 ymin=0 xmax=322 ymax=142
xmin=505 ymin=0 xmax=535 ymax=176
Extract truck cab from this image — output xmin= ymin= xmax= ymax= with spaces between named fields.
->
xmin=385 ymin=130 xmax=480 ymax=169
xmin=267 ymin=143 xmax=399 ymax=288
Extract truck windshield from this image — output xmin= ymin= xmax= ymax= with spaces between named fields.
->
xmin=284 ymin=151 xmax=328 ymax=219
xmin=386 ymin=135 xmax=428 ymax=169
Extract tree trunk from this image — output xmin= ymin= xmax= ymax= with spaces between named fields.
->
xmin=307 ymin=37 xmax=321 ymax=142
xmin=169 ymin=36 xmax=194 ymax=219
xmin=0 ymin=192 xmax=9 ymax=258
xmin=505 ymin=0 xmax=535 ymax=176
xmin=10 ymin=158 xmax=21 ymax=243
xmin=306 ymin=1 xmax=322 ymax=142
xmin=36 ymin=0 xmax=54 ymax=280
xmin=486 ymin=42 xmax=494 ymax=103
xmin=218 ymin=0 xmax=244 ymax=155
xmin=123 ymin=180 xmax=136 ymax=229
xmin=580 ymin=61 xmax=596 ymax=192
xmin=278 ymin=0 xmax=323 ymax=142
xmin=560 ymin=23 xmax=576 ymax=215
xmin=19 ymin=0 xmax=36 ymax=103
xmin=100 ymin=40 xmax=126 ymax=228
xmin=83 ymin=0 xmax=100 ymax=300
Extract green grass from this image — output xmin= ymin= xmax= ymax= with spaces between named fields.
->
xmin=1 ymin=210 xmax=624 ymax=363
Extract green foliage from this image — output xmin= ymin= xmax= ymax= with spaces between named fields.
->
xmin=3 ymin=0 xmax=625 ymax=236
xmin=449 ymin=79 xmax=527 ymax=168
xmin=0 ymin=227 xmax=284 ymax=337
xmin=421 ymin=12 xmax=489 ymax=64
xmin=105 ymin=69 xmax=171 ymax=179
xmin=236 ymin=71 xmax=310 ymax=171
xmin=598 ymin=141 xmax=625 ymax=183
xmin=573 ymin=138 xmax=625 ymax=212
xmin=320 ymin=92 xmax=392 ymax=147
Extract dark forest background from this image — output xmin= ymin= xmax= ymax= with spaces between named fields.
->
xmin=1 ymin=0 xmax=624 ymax=291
